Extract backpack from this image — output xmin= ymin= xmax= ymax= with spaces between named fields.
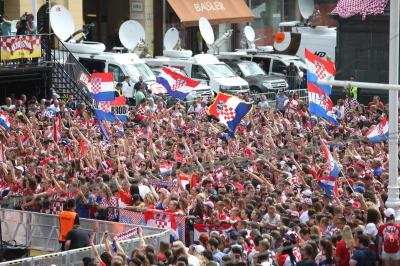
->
xmin=383 ymin=226 xmax=400 ymax=253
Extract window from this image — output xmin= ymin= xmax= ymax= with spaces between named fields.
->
xmin=191 ymin=65 xmax=209 ymax=80
xmin=228 ymin=64 xmax=242 ymax=76
xmin=108 ymin=64 xmax=125 ymax=82
xmin=272 ymin=60 xmax=287 ymax=74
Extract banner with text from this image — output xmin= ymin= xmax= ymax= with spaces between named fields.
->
xmin=1 ymin=35 xmax=42 ymax=60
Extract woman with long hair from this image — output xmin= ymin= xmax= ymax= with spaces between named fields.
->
xmin=335 ymin=225 xmax=354 ymax=266
xmin=315 ymin=237 xmax=335 ymax=266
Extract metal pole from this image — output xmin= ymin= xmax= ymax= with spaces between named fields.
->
xmin=385 ymin=0 xmax=400 ymax=220
xmin=32 ymin=0 xmax=37 ymax=28
xmin=318 ymin=80 xmax=400 ymax=91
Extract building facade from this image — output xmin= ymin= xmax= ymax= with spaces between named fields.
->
xmin=1 ymin=0 xmax=337 ymax=56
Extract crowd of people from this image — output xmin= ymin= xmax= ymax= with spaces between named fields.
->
xmin=0 ymin=87 xmax=397 ymax=266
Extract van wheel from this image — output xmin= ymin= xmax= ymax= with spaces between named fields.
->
xmin=250 ymin=86 xmax=261 ymax=95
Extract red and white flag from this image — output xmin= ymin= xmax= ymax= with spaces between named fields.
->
xmin=193 ymin=223 xmax=232 ymax=243
xmin=144 ymin=210 xmax=178 ymax=238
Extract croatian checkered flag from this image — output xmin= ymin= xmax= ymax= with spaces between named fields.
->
xmin=144 ymin=209 xmax=178 ymax=239
xmin=208 ymin=93 xmax=253 ymax=134
xmin=157 ymin=68 xmax=201 ymax=100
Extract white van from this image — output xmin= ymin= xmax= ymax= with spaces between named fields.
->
xmin=146 ymin=54 xmax=250 ymax=94
xmin=73 ymin=52 xmax=166 ymax=94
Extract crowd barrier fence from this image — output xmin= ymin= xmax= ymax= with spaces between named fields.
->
xmin=0 ymin=208 xmax=169 ymax=266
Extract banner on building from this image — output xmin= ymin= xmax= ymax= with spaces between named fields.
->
xmin=0 ymin=35 xmax=42 ymax=60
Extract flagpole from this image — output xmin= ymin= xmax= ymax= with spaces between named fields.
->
xmin=318 ymin=0 xmax=400 ymax=220
xmin=386 ymin=0 xmax=400 ymax=220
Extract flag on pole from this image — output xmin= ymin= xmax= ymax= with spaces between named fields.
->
xmin=308 ymin=82 xmax=338 ymax=126
xmin=321 ymin=140 xmax=340 ymax=178
xmin=89 ymin=73 xmax=116 ymax=102
xmin=208 ymin=93 xmax=253 ymax=134
xmin=48 ymin=113 xmax=62 ymax=142
xmin=305 ymin=48 xmax=336 ymax=95
xmin=366 ymin=116 xmax=389 ymax=144
xmin=157 ymin=67 xmax=200 ymax=100
xmin=319 ymin=140 xmax=340 ymax=198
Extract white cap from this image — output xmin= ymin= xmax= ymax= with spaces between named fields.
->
xmin=363 ymin=223 xmax=378 ymax=237
xmin=302 ymin=189 xmax=312 ymax=197
xmin=384 ymin=208 xmax=396 ymax=218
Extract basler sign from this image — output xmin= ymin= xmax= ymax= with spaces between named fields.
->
xmin=193 ymin=1 xmax=226 ymax=12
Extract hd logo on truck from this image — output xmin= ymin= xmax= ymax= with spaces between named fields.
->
xmin=314 ymin=51 xmax=327 ymax=58
xmin=194 ymin=1 xmax=225 ymax=12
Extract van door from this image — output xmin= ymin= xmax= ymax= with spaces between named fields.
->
xmin=78 ymin=58 xmax=106 ymax=74
xmin=108 ymin=64 xmax=125 ymax=83
xmin=191 ymin=64 xmax=210 ymax=85
xmin=270 ymin=59 xmax=287 ymax=77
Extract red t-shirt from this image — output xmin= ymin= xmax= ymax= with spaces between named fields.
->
xmin=335 ymin=240 xmax=350 ymax=266
xmin=378 ymin=222 xmax=400 ymax=253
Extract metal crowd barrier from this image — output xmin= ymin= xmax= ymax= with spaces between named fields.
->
xmin=0 ymin=209 xmax=169 ymax=266
xmin=183 ymin=88 xmax=308 ymax=111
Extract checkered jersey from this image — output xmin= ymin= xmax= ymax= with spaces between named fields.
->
xmin=331 ymin=0 xmax=388 ymax=19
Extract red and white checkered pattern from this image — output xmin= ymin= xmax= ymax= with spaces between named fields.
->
xmin=136 ymin=106 xmax=146 ymax=116
xmin=91 ymin=78 xmax=101 ymax=94
xmin=98 ymin=101 xmax=111 ymax=112
xmin=114 ymin=227 xmax=139 ymax=241
xmin=171 ymin=79 xmax=186 ymax=91
xmin=221 ymin=105 xmax=235 ymax=121
xmin=155 ymin=220 xmax=168 ymax=228
xmin=331 ymin=0 xmax=388 ymax=19
xmin=315 ymin=63 xmax=327 ymax=80
xmin=1 ymin=35 xmax=41 ymax=50
xmin=197 ymin=107 xmax=208 ymax=119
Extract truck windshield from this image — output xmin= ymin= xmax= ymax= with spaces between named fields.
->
xmin=238 ymin=62 xmax=265 ymax=77
xmin=204 ymin=63 xmax=236 ymax=78
xmin=125 ymin=63 xmax=156 ymax=82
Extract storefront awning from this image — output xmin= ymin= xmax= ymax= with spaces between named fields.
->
xmin=167 ymin=0 xmax=254 ymax=27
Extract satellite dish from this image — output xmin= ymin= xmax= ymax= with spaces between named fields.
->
xmin=298 ymin=0 xmax=315 ymax=19
xmin=199 ymin=17 xmax=215 ymax=45
xmin=119 ymin=20 xmax=145 ymax=50
xmin=50 ymin=5 xmax=75 ymax=41
xmin=164 ymin=27 xmax=180 ymax=50
xmin=244 ymin=26 xmax=255 ymax=42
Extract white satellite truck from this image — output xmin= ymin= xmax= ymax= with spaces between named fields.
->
xmin=218 ymin=25 xmax=307 ymax=79
xmin=272 ymin=0 xmax=336 ymax=61
xmin=145 ymin=17 xmax=250 ymax=95
xmin=50 ymin=5 xmax=175 ymax=96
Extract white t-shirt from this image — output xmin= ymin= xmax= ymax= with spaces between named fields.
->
xmin=262 ymin=213 xmax=281 ymax=225
xmin=188 ymin=254 xmax=201 ymax=266
xmin=299 ymin=210 xmax=309 ymax=224
xmin=122 ymin=81 xmax=134 ymax=98
xmin=258 ymin=100 xmax=269 ymax=109
xmin=138 ymin=184 xmax=151 ymax=199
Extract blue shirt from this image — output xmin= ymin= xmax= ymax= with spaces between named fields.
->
xmin=213 ymin=250 xmax=226 ymax=264
xmin=276 ymin=95 xmax=288 ymax=111
xmin=351 ymin=248 xmax=376 ymax=266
